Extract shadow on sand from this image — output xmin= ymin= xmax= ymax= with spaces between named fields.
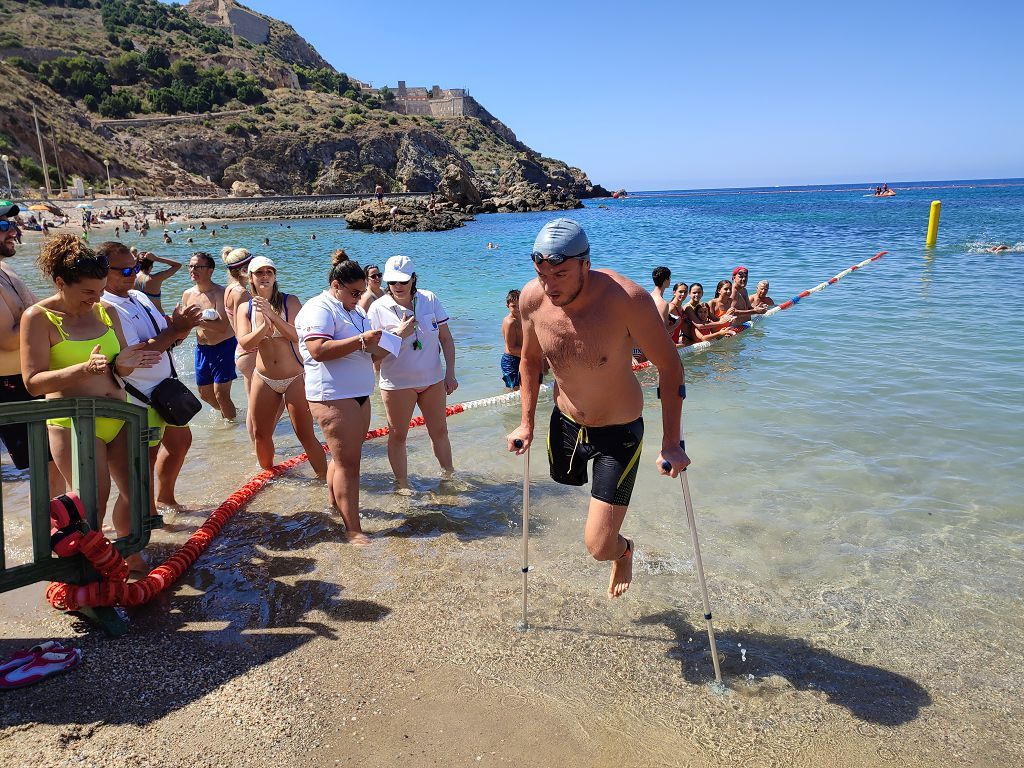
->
xmin=0 ymin=506 xmax=389 ymax=728
xmin=637 ymin=609 xmax=931 ymax=726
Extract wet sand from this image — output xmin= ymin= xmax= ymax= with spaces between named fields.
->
xmin=2 ymin=454 xmax=1020 ymax=767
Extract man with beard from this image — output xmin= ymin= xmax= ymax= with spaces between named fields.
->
xmin=507 ymin=219 xmax=689 ymax=598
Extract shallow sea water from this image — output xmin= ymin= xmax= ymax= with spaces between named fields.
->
xmin=3 ymin=180 xmax=1023 ymax=764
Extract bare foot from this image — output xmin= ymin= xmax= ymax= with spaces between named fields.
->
xmin=608 ymin=538 xmax=633 ymax=599
xmin=394 ymin=482 xmax=414 ymax=497
xmin=345 ymin=531 xmax=372 ymax=546
xmin=126 ymin=552 xmax=149 ymax=575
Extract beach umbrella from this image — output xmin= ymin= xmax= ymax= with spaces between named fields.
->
xmin=28 ymin=204 xmax=51 ymax=212
xmin=75 ymin=203 xmax=93 ymax=209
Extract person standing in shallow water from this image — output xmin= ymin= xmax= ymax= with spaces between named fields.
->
xmin=368 ymin=255 xmax=458 ymax=493
xmin=296 ymin=254 xmax=390 ymax=544
xmin=235 ymin=256 xmax=327 ymax=480
xmin=181 ymin=252 xmax=237 ymax=419
xmin=507 ymin=219 xmax=690 ymax=598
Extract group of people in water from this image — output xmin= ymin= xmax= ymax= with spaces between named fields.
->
xmin=0 ymin=201 xmax=727 ymax=596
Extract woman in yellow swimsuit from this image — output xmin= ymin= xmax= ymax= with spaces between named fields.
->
xmin=20 ymin=235 xmax=161 ymax=542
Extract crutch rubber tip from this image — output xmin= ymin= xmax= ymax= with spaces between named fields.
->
xmin=513 ymin=439 xmax=523 ymax=449
xmin=661 ymin=461 xmax=671 ymax=471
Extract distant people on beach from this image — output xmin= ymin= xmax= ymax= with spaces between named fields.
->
xmin=375 ymin=183 xmax=385 ymax=208
xmin=134 ymin=251 xmax=182 ymax=315
xmin=181 ymin=252 xmax=237 ymax=420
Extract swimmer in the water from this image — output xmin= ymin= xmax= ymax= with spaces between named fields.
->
xmin=988 ymin=244 xmax=1010 ymax=253
xmin=752 ymin=279 xmax=775 ymax=309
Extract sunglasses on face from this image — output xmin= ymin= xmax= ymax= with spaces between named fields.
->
xmin=110 ymin=264 xmax=140 ymax=277
xmin=188 ymin=264 xmax=212 ymax=270
xmin=531 ymin=250 xmax=588 ymax=266
xmin=0 ymin=220 xmax=19 ymax=233
xmin=368 ymin=273 xmax=382 ymax=280
xmin=388 ymin=279 xmax=410 ymax=286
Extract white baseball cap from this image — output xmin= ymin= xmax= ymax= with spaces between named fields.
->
xmin=382 ymin=254 xmax=414 ymax=282
xmin=247 ymin=256 xmax=276 ymax=273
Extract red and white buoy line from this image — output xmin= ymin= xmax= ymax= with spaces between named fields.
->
xmin=47 ymin=250 xmax=887 ymax=611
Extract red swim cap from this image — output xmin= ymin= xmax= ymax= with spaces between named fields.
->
xmin=732 ymin=266 xmax=748 ymax=277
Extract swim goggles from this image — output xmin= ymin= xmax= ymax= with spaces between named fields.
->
xmin=530 ymin=249 xmax=589 ymax=266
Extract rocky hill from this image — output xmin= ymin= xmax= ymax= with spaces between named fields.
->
xmin=0 ymin=0 xmax=606 ymax=202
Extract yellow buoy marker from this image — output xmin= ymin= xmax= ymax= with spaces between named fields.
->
xmin=926 ymin=200 xmax=942 ymax=247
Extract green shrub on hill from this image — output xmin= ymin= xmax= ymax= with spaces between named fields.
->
xmin=107 ymin=51 xmax=143 ymax=85
xmin=7 ymin=57 xmax=37 ymax=74
xmin=99 ymin=0 xmax=230 ymax=50
xmin=141 ymin=44 xmax=169 ymax=71
xmin=98 ymin=91 xmax=140 ymax=118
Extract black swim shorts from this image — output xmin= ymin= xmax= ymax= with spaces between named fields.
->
xmin=0 ymin=373 xmax=46 ymax=470
xmin=547 ymin=406 xmax=644 ymax=507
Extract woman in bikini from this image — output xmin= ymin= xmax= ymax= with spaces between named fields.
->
xmin=296 ymin=253 xmax=393 ymax=543
xmin=222 ymin=246 xmax=280 ymax=443
xmin=235 ymin=256 xmax=327 ymax=479
xmin=679 ymin=283 xmax=739 ymax=346
xmin=133 ymin=251 xmax=181 ymax=315
xmin=20 ymin=236 xmax=161 ymax=563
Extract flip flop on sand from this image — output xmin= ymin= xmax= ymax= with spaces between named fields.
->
xmin=0 ymin=641 xmax=66 ymax=675
xmin=0 ymin=645 xmax=82 ymax=690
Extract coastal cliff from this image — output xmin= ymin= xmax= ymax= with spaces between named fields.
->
xmin=0 ymin=0 xmax=607 ymax=205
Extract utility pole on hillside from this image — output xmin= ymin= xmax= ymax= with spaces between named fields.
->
xmin=32 ymin=107 xmax=52 ymax=198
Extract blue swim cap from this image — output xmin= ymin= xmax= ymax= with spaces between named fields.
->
xmin=532 ymin=218 xmax=590 ymax=259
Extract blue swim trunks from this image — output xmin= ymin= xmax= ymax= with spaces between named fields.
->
xmin=501 ymin=353 xmax=521 ymax=389
xmin=195 ymin=336 xmax=238 ymax=386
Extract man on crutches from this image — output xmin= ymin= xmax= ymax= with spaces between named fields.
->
xmin=507 ymin=219 xmax=689 ymax=598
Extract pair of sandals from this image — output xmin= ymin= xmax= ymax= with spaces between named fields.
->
xmin=0 ymin=640 xmax=83 ymax=690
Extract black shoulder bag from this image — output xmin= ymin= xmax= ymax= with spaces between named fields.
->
xmin=121 ymin=299 xmax=203 ymax=426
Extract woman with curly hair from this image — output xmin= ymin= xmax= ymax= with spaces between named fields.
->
xmin=20 ymin=235 xmax=161 ymax=569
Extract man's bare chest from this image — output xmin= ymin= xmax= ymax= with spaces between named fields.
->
xmin=534 ymin=312 xmax=625 ymax=370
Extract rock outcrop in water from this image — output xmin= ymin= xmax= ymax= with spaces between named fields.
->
xmin=345 ymin=201 xmax=474 ymax=233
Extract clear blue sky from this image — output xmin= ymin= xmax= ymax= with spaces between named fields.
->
xmin=197 ymin=0 xmax=1023 ymax=190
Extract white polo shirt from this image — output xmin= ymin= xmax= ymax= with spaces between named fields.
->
xmin=367 ymin=289 xmax=449 ymax=391
xmin=102 ymin=289 xmax=172 ymax=403
xmin=295 ymin=290 xmax=375 ymax=401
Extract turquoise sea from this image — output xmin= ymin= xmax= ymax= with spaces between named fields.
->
xmin=5 ymin=179 xmax=1024 ymax=762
